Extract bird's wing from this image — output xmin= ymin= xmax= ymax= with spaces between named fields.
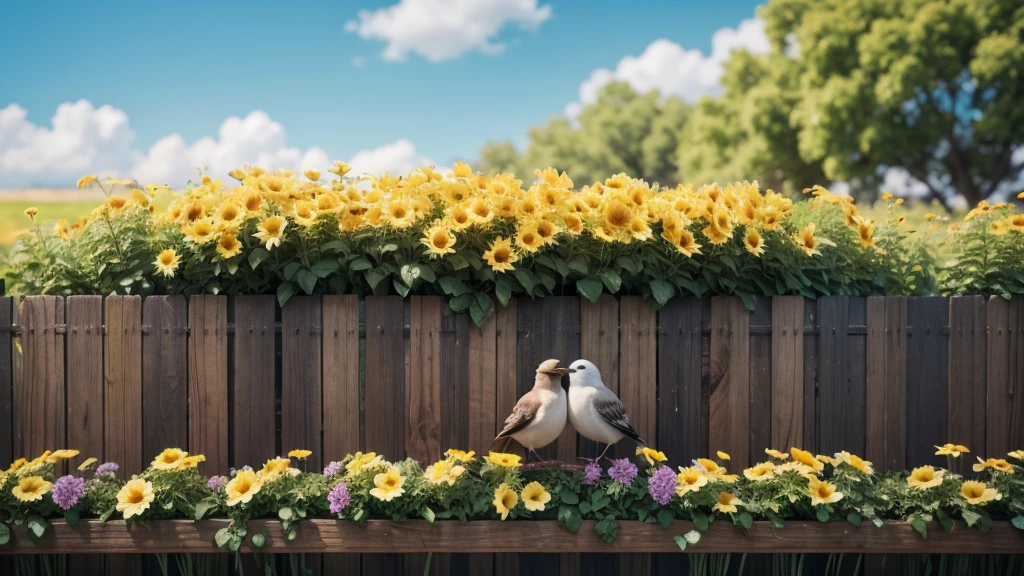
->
xmin=494 ymin=393 xmax=541 ymax=440
xmin=594 ymin=391 xmax=645 ymax=446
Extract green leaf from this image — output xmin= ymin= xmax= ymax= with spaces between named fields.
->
xmin=469 ymin=302 xmax=490 ymax=326
xmin=649 ymin=279 xmax=674 ymax=306
xmin=683 ymin=530 xmax=701 ymax=545
xmin=350 ymin=257 xmax=373 ymax=271
xmin=26 ymin=516 xmax=47 ymax=540
xmin=215 ymin=528 xmax=233 ymax=548
xmin=418 ymin=264 xmax=437 ymax=283
xmin=495 ymin=277 xmax=514 ymax=306
xmin=251 ymin=533 xmax=266 ymax=548
xmin=311 ymin=259 xmax=340 ymax=278
xmin=616 ymin=256 xmax=641 ymax=274
xmin=564 ymin=507 xmax=583 ymax=534
xmin=393 ymin=279 xmax=410 ymax=297
xmin=400 ymin=264 xmax=422 ymax=286
xmin=737 ymin=512 xmax=753 ymax=532
xmin=656 ymin=508 xmax=674 ymax=529
xmin=846 ymin=511 xmax=861 ymax=527
xmin=535 ymin=272 xmax=557 ymax=292
xmin=560 ymin=490 xmax=579 ymax=505
xmin=0 ymin=523 xmax=9 ymax=546
xmin=248 ymin=247 xmax=270 ymax=270
xmin=962 ymin=509 xmax=981 ymax=528
xmin=576 ymin=279 xmax=604 ymax=303
xmin=936 ymin=508 xmax=953 ymax=533
xmin=568 ymin=257 xmax=589 ymax=275
xmin=296 ymin=269 xmax=318 ymax=294
xmin=816 ymin=507 xmax=830 ymax=523
xmin=194 ymin=500 xmax=215 ymax=521
xmin=594 ymin=516 xmax=618 ymax=543
xmin=64 ymin=508 xmax=80 ymax=526
xmin=673 ymin=535 xmax=687 ymax=551
xmin=449 ymin=294 xmax=473 ymax=313
xmin=599 ymin=269 xmax=622 ymax=293
xmin=283 ymin=261 xmax=302 ymax=280
xmin=276 ymin=282 xmax=296 ymax=307
xmin=579 ymin=501 xmax=591 ymax=515
xmin=1012 ymin=516 xmax=1024 ymax=531
xmin=421 ymin=507 xmax=436 ymax=524
xmin=278 ymin=507 xmax=294 ymax=521
xmin=692 ymin=511 xmax=709 ymax=532
xmin=364 ymin=269 xmax=387 ymax=290
xmin=766 ymin=511 xmax=784 ymax=529
xmin=98 ymin=506 xmax=116 ymax=523
xmin=439 ymin=276 xmax=470 ymax=296
xmin=513 ymin=269 xmax=535 ymax=294
xmin=911 ymin=517 xmax=928 ymax=539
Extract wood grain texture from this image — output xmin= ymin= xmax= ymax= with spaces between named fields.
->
xmin=494 ymin=300 xmax=519 ymax=576
xmin=948 ymin=296 xmax=986 ymax=474
xmin=709 ymin=297 xmax=749 ymax=465
xmin=749 ymin=297 xmax=772 ymax=465
xmin=188 ymin=295 xmax=229 ymax=473
xmin=281 ymin=296 xmax=323 ymax=469
xmin=141 ymin=295 xmax=188 ymax=465
xmin=467 ymin=311 xmax=497 ymax=457
xmin=3 ymin=520 xmax=1022 ymax=555
xmin=986 ymin=296 xmax=1024 ymax=457
xmin=771 ymin=296 xmax=804 ymax=451
xmin=656 ymin=298 xmax=703 ymax=465
xmin=1013 ymin=297 xmax=1024 ymax=454
xmin=906 ymin=297 xmax=949 ymax=467
xmin=16 ymin=296 xmax=65 ymax=457
xmin=865 ymin=297 xmax=907 ymax=472
xmin=66 ymin=296 xmax=104 ymax=464
xmin=578 ymin=295 xmax=619 ymax=459
xmin=104 ymin=295 xmax=141 ymax=477
xmin=802 ymin=298 xmax=818 ymax=451
xmin=0 ymin=297 xmax=12 ymax=467
xmin=408 ymin=296 xmax=442 ymax=464
xmin=232 ymin=295 xmax=277 ymax=468
xmin=817 ymin=297 xmax=867 ymax=455
xmin=322 ymin=295 xmax=362 ymax=576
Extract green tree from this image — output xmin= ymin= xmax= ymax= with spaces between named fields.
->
xmin=764 ymin=0 xmax=1024 ymax=207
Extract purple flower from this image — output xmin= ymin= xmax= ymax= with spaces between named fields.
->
xmin=583 ymin=461 xmax=602 ymax=485
xmin=608 ymin=458 xmax=638 ymax=487
xmin=95 ymin=462 xmax=119 ymax=477
xmin=51 ymin=475 xmax=85 ymax=511
xmin=323 ymin=461 xmax=342 ymax=477
xmin=647 ymin=466 xmax=677 ymax=505
xmin=207 ymin=476 xmax=227 ymax=492
xmin=328 ymin=482 xmax=351 ymax=515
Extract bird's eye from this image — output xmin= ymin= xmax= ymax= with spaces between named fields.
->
xmin=578 ymin=366 xmax=585 ymax=370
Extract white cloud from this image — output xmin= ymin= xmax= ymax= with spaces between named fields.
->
xmin=345 ymin=0 xmax=551 ymax=62
xmin=564 ymin=17 xmax=770 ymax=116
xmin=0 ymin=101 xmax=434 ymax=189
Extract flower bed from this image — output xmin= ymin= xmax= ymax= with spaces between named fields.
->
xmin=2 ymin=445 xmax=1022 ymax=555
xmin=6 ymin=166 xmax=1023 ymax=325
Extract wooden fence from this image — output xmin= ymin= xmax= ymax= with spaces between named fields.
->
xmin=1 ymin=294 xmax=1023 ymax=575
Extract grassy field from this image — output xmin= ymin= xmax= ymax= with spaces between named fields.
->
xmin=1 ymin=198 xmax=100 ymax=247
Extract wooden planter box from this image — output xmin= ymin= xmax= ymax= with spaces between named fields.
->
xmin=2 ymin=520 xmax=1022 ymax=555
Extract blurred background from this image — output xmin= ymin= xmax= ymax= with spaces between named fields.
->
xmin=1 ymin=0 xmax=1022 ymax=249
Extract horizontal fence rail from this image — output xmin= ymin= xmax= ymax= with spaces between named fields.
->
xmin=1 ymin=294 xmax=1023 ymax=576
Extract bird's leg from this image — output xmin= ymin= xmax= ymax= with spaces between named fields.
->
xmin=529 ymin=448 xmax=542 ymax=463
xmin=597 ymin=443 xmax=612 ymax=461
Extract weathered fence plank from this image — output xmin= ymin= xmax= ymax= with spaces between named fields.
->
xmin=141 ymin=295 xmax=188 ymax=465
xmin=709 ymin=296 xmax=749 ymax=465
xmin=17 ymin=296 xmax=65 ymax=458
xmin=771 ymin=296 xmax=804 ymax=451
xmin=282 ymin=296 xmax=324 ymax=468
xmin=865 ymin=296 xmax=907 ymax=472
xmin=494 ymin=301 xmax=519 ymax=576
xmin=749 ymin=297 xmax=772 ymax=464
xmin=817 ymin=296 xmax=867 ymax=455
xmin=987 ymin=296 xmax=1024 ymax=457
xmin=232 ymin=295 xmax=278 ymax=468
xmin=188 ymin=295 xmax=228 ymax=473
xmin=66 ymin=296 xmax=104 ymax=465
xmin=0 ymin=297 xmax=12 ymax=471
xmin=948 ymin=296 xmax=986 ymax=471
xmin=579 ymin=295 xmax=619 ymax=459
xmin=907 ymin=297 xmax=949 ymax=467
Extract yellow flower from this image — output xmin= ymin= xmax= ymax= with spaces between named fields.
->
xmin=77 ymin=457 xmax=98 ymax=471
xmin=370 ymin=466 xmax=406 ymax=502
xmin=452 ymin=162 xmax=474 ymax=178
xmin=935 ymin=443 xmax=969 ymax=458
xmin=24 ymin=207 xmax=38 ymax=220
xmin=789 ymin=447 xmax=824 ymax=472
xmin=384 ymin=199 xmax=418 ymax=229
xmin=562 ymin=213 xmax=584 ymax=235
xmin=837 ymin=451 xmax=873 ymax=475
xmin=482 ymin=236 xmax=518 ymax=273
xmin=808 ymin=477 xmax=843 ymax=506
xmin=493 ymin=483 xmax=518 ymax=520
xmin=421 ymin=224 xmax=457 ymax=257
xmin=154 ymin=249 xmax=180 ymax=278
xmin=288 ymin=449 xmax=312 ymax=460
xmin=638 ymin=447 xmax=667 ymax=466
xmin=907 ymin=466 xmax=944 ymax=489
xmin=116 ymin=478 xmax=155 ymax=518
xmin=228 ymin=168 xmax=247 ymax=181
xmin=696 ymin=458 xmax=720 ymax=476
xmin=602 ymin=200 xmax=633 ymax=231
xmin=1018 ymin=191 xmax=1024 ymax=199
xmin=214 ymin=201 xmax=246 ymax=230
xmin=794 ymin=223 xmax=821 ymax=257
xmin=254 ymin=216 xmax=287 ymax=250
xmin=12 ymin=476 xmax=52 ymax=502
xmin=521 ymin=481 xmax=551 ymax=511
xmin=1009 ymin=450 xmax=1024 ymax=461
xmin=225 ymin=469 xmax=262 ymax=506
xmin=293 ymin=201 xmax=318 ymax=227
xmin=854 ymin=217 xmax=875 ymax=248
xmin=743 ymin=462 xmax=776 ymax=482
xmin=171 ymin=454 xmax=201 ymax=469
xmin=7 ymin=458 xmax=27 ymax=472
xmin=77 ymin=175 xmax=98 ymax=188
xmin=990 ymin=220 xmax=1008 ymax=235
xmin=424 ymin=460 xmax=466 ymax=486
xmin=881 ymin=192 xmax=893 ymax=200
xmin=446 ymin=203 xmax=474 ymax=230
xmin=765 ymin=448 xmax=789 ymax=460
xmin=304 ymin=170 xmax=321 ymax=181
xmin=444 ymin=449 xmax=476 ymax=463
xmin=534 ymin=218 xmax=561 ymax=245
xmin=151 ymin=448 xmax=188 ymax=470
xmin=48 ymin=449 xmax=80 ymax=462
xmin=716 ymin=450 xmax=731 ymax=461
xmin=713 ymin=491 xmax=743 ymax=514
xmin=184 ymin=218 xmax=216 ymax=244
xmin=485 ymin=452 xmax=522 ymax=468
xmin=107 ymin=196 xmax=128 ymax=211
xmin=328 ymin=161 xmax=352 ymax=177
xmin=743 ymin=227 xmax=764 ymax=257
xmin=670 ymin=229 xmax=702 ymax=257
xmin=261 ymin=457 xmax=292 ymax=477
xmin=515 ymin=224 xmax=544 ymax=253
xmin=216 ymin=232 xmax=243 ymax=259
xmin=960 ymin=480 xmax=1001 ymax=506
xmin=676 ymin=467 xmax=709 ymax=495
xmin=973 ymin=457 xmax=1014 ymax=474
xmin=345 ymin=452 xmax=383 ymax=474
xmin=1009 ymin=215 xmax=1024 ymax=230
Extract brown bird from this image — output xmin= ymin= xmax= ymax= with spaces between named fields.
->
xmin=494 ymin=359 xmax=569 ymax=461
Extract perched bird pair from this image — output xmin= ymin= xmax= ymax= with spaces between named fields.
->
xmin=494 ymin=359 xmax=644 ymax=461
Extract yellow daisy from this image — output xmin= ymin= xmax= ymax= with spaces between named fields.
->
xmin=675 ymin=467 xmax=709 ymax=495
xmin=483 ymin=236 xmax=519 ymax=273
xmin=960 ymin=481 xmax=1001 ymax=506
xmin=485 ymin=452 xmax=522 ymax=468
xmin=254 ymin=216 xmax=287 ymax=250
xmin=808 ymin=477 xmax=843 ymax=506
xmin=116 ymin=478 xmax=155 ymax=518
xmin=154 ymin=249 xmax=180 ymax=278
xmin=521 ymin=481 xmax=551 ymax=512
xmin=493 ymin=483 xmax=518 ymax=520
xmin=370 ymin=466 xmax=406 ymax=502
xmin=225 ymin=469 xmax=262 ymax=506
xmin=151 ymin=448 xmax=188 ymax=470
xmin=907 ymin=466 xmax=944 ymax=489
xmin=288 ymin=449 xmax=312 ymax=460
xmin=12 ymin=476 xmax=52 ymax=502
xmin=713 ymin=491 xmax=743 ymax=514
xmin=420 ymin=224 xmax=457 ymax=258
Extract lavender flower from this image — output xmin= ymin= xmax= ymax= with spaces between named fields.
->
xmin=323 ymin=461 xmax=342 ymax=477
xmin=51 ymin=475 xmax=85 ymax=510
xmin=207 ymin=476 xmax=227 ymax=492
xmin=647 ymin=466 xmax=677 ymax=505
xmin=328 ymin=482 xmax=351 ymax=515
xmin=583 ymin=461 xmax=602 ymax=485
xmin=95 ymin=462 xmax=119 ymax=477
xmin=608 ymin=458 xmax=638 ymax=487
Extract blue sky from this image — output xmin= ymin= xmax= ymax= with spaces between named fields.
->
xmin=0 ymin=0 xmax=764 ymax=187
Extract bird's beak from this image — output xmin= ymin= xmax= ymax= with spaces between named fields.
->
xmin=542 ymin=367 xmax=569 ymax=375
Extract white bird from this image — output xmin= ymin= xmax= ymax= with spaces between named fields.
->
xmin=494 ymin=359 xmax=569 ymax=461
xmin=567 ymin=359 xmax=645 ymax=460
